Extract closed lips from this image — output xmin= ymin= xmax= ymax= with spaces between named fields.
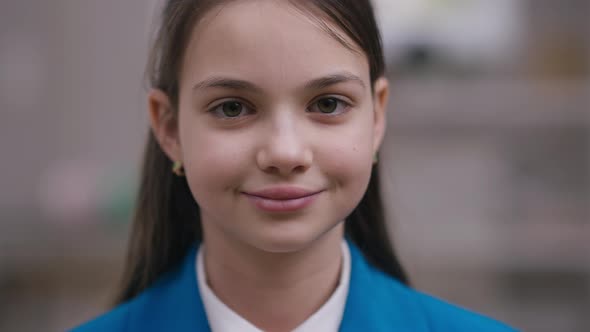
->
xmin=243 ymin=188 xmax=322 ymax=200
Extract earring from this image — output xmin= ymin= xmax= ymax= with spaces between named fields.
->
xmin=172 ymin=160 xmax=185 ymax=176
xmin=373 ymin=153 xmax=379 ymax=164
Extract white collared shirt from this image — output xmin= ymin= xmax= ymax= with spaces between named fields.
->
xmin=196 ymin=240 xmax=351 ymax=332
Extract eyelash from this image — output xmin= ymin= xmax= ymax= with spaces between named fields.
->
xmin=307 ymin=96 xmax=352 ymax=116
xmin=207 ymin=96 xmax=352 ymax=119
xmin=207 ymin=98 xmax=256 ymax=119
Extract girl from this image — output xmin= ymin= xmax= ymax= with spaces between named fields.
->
xmin=73 ymin=0 xmax=517 ymax=331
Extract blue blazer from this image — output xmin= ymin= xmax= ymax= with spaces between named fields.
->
xmin=72 ymin=242 xmax=518 ymax=331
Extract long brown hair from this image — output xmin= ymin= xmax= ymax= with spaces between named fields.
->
xmin=115 ymin=0 xmax=409 ymax=305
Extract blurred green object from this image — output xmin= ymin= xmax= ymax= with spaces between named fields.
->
xmin=98 ymin=168 xmax=136 ymax=227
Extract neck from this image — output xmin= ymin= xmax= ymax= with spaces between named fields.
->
xmin=202 ymin=223 xmax=345 ymax=332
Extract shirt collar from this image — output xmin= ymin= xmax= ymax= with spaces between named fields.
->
xmin=123 ymin=239 xmax=428 ymax=332
xmin=196 ymin=240 xmax=351 ymax=332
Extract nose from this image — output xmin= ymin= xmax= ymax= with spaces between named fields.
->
xmin=256 ymin=113 xmax=312 ymax=176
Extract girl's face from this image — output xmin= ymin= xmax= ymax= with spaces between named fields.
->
xmin=151 ymin=0 xmax=388 ymax=253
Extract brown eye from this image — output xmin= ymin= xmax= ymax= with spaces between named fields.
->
xmin=222 ymin=101 xmax=243 ymax=117
xmin=316 ymin=98 xmax=338 ymax=113
xmin=209 ymin=100 xmax=254 ymax=120
xmin=308 ymin=97 xmax=350 ymax=116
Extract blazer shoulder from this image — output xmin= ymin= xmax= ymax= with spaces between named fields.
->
xmin=411 ymin=289 xmax=519 ymax=332
xmin=68 ymin=245 xmax=206 ymax=332
xmin=69 ymin=301 xmax=131 ymax=332
xmin=345 ymin=241 xmax=519 ymax=332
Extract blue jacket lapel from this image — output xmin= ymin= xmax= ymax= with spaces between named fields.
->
xmin=128 ymin=245 xmax=210 ymax=331
xmin=127 ymin=242 xmax=428 ymax=332
xmin=340 ymin=241 xmax=428 ymax=332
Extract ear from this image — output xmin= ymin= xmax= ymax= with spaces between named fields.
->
xmin=148 ymin=89 xmax=182 ymax=162
xmin=372 ymin=77 xmax=389 ymax=154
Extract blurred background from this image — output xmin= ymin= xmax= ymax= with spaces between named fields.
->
xmin=0 ymin=0 xmax=588 ymax=331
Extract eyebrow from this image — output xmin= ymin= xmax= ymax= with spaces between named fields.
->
xmin=192 ymin=77 xmax=263 ymax=93
xmin=192 ymin=72 xmax=366 ymax=93
xmin=305 ymin=72 xmax=366 ymax=90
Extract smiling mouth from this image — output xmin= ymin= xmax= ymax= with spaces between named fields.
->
xmin=242 ymin=187 xmax=323 ymax=212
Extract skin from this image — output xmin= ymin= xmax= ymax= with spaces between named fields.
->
xmin=149 ymin=1 xmax=389 ymax=331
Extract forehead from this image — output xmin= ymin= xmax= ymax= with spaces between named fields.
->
xmin=181 ymin=0 xmax=369 ymax=89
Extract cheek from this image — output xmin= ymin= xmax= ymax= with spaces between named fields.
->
xmin=319 ymin=145 xmax=372 ymax=222
xmin=178 ymin=120 xmax=252 ymax=202
xmin=322 ymin=110 xmax=374 ymax=167
xmin=320 ymin=141 xmax=371 ymax=179
xmin=317 ymin=116 xmax=374 ymax=199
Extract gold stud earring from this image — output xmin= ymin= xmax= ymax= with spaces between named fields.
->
xmin=172 ymin=160 xmax=185 ymax=176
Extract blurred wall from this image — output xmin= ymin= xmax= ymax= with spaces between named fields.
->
xmin=1 ymin=1 xmax=155 ymax=330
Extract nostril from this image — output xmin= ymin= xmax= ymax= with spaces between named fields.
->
xmin=261 ymin=163 xmax=308 ymax=176
xmin=267 ymin=165 xmax=280 ymax=174
xmin=292 ymin=164 xmax=307 ymax=173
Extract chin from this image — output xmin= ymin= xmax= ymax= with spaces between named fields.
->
xmin=248 ymin=221 xmax=341 ymax=254
xmin=251 ymin=232 xmax=316 ymax=254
